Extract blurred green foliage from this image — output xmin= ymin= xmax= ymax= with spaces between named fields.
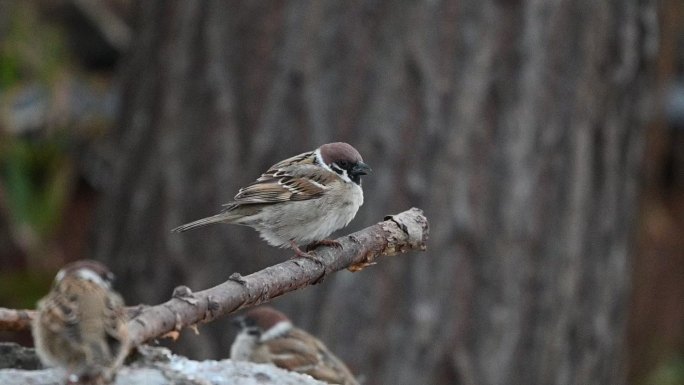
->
xmin=0 ymin=52 xmax=20 ymax=89
xmin=0 ymin=2 xmax=68 ymax=86
xmin=0 ymin=1 xmax=74 ymax=246
xmin=646 ymin=355 xmax=684 ymax=385
xmin=0 ymin=269 xmax=53 ymax=309
xmin=0 ymin=137 xmax=72 ymax=239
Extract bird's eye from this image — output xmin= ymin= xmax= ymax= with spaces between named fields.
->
xmin=338 ymin=161 xmax=349 ymax=168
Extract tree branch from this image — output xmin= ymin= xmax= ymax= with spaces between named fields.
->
xmin=0 ymin=308 xmax=33 ymax=332
xmin=0 ymin=208 xmax=428 ymax=346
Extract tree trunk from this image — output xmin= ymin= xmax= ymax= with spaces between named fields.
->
xmin=93 ymin=1 xmax=657 ymax=384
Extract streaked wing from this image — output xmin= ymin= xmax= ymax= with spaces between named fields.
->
xmin=231 ymin=151 xmax=335 ymax=205
xmin=264 ymin=334 xmax=322 ymax=371
xmin=103 ymin=293 xmax=128 ymax=359
xmin=233 ymin=175 xmax=326 ymax=204
xmin=266 ymin=329 xmax=358 ymax=385
xmin=259 ymin=151 xmax=317 ymax=180
xmin=37 ymin=289 xmax=83 ymax=349
xmin=310 ymin=338 xmax=358 ymax=385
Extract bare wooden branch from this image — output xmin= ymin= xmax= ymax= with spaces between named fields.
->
xmin=0 ymin=208 xmax=428 ymax=346
xmin=0 ymin=308 xmax=33 ymax=331
xmin=127 ymin=208 xmax=427 ymax=345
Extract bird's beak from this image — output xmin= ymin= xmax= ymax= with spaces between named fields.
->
xmin=353 ymin=162 xmax=372 ymax=175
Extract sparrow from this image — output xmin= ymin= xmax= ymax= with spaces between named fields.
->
xmin=32 ymin=260 xmax=130 ymax=384
xmin=172 ymin=142 xmax=371 ymax=256
xmin=230 ymin=307 xmax=360 ymax=385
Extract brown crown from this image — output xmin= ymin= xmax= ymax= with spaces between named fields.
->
xmin=244 ymin=306 xmax=291 ymax=330
xmin=319 ymin=142 xmax=363 ymax=165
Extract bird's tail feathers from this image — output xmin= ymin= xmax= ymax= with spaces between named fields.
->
xmin=171 ymin=212 xmax=238 ymax=233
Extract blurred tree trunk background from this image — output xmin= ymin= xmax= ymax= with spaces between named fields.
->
xmin=92 ymin=1 xmax=658 ymax=385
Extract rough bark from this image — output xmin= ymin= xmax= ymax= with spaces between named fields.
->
xmin=93 ymin=1 xmax=657 ymax=384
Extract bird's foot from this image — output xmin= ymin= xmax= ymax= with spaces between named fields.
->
xmin=289 ymin=241 xmax=325 ymax=282
xmin=305 ymin=239 xmax=342 ymax=251
xmin=290 ymin=241 xmax=314 ymax=259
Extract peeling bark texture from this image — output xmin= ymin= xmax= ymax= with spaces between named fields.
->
xmin=94 ymin=1 xmax=657 ymax=385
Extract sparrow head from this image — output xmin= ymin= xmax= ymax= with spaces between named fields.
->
xmin=54 ymin=260 xmax=115 ymax=290
xmin=318 ymin=142 xmax=372 ymax=185
xmin=233 ymin=307 xmax=293 ymax=339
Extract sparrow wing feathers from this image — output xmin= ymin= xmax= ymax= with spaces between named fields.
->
xmin=233 ymin=175 xmax=326 ymax=204
xmin=261 ymin=151 xmax=317 ymax=174
xmin=230 ymin=152 xmax=334 ymax=205
xmin=39 ymin=286 xmax=82 ymax=335
xmin=266 ymin=329 xmax=359 ymax=385
xmin=306 ymin=337 xmax=359 ymax=385
xmin=102 ymin=293 xmax=128 ymax=360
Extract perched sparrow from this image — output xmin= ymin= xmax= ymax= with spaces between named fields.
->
xmin=172 ymin=142 xmax=371 ymax=256
xmin=32 ymin=260 xmax=129 ymax=383
xmin=230 ymin=307 xmax=359 ymax=385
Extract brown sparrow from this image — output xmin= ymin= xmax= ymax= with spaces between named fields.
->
xmin=172 ymin=142 xmax=371 ymax=256
xmin=32 ymin=260 xmax=129 ymax=383
xmin=230 ymin=307 xmax=359 ymax=385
